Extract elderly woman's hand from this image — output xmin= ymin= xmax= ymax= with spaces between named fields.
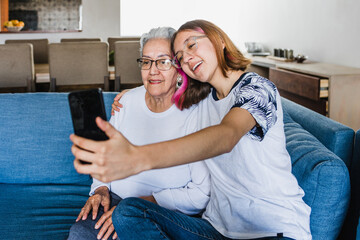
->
xmin=111 ymin=89 xmax=129 ymax=115
xmin=95 ymin=205 xmax=118 ymax=240
xmin=71 ymin=117 xmax=148 ymax=182
xmin=76 ymin=186 xmax=110 ymax=222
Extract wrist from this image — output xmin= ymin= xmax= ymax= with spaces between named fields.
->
xmin=94 ymin=186 xmax=109 ymax=195
xmin=132 ymin=145 xmax=153 ymax=174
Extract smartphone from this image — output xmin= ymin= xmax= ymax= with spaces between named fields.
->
xmin=68 ymin=89 xmax=109 ymax=163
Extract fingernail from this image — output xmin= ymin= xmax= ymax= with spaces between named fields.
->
xmin=94 ymin=224 xmax=99 ymax=229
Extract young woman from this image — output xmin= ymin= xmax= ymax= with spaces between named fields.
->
xmin=71 ymin=20 xmax=311 ymax=239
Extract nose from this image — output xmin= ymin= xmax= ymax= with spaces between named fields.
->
xmin=182 ymin=51 xmax=193 ymax=64
xmin=149 ymin=61 xmax=160 ymax=74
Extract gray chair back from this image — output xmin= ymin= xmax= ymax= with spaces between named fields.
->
xmin=49 ymin=42 xmax=109 ymax=92
xmin=108 ymin=36 xmax=140 ymax=53
xmin=5 ymin=38 xmax=49 ymax=64
xmin=0 ymin=43 xmax=35 ymax=92
xmin=60 ymin=38 xmax=102 ymax=43
xmin=114 ymin=41 xmax=142 ymax=91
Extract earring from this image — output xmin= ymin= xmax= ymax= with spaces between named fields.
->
xmin=176 ymin=75 xmax=183 ymax=89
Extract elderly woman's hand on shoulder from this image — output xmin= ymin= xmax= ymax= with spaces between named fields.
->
xmin=111 ymin=89 xmax=129 ymax=115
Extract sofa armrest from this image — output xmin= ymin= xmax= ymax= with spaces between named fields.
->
xmin=281 ymin=97 xmax=354 ymax=167
xmin=283 ymin=106 xmax=351 ymax=239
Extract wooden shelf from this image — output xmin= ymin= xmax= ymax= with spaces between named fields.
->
xmin=0 ymin=29 xmax=82 ymax=34
xmin=249 ymin=56 xmax=360 ymax=130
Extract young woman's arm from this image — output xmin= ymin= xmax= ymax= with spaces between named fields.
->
xmin=71 ymin=107 xmax=256 ymax=182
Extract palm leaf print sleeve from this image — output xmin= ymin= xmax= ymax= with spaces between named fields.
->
xmin=232 ymin=73 xmax=278 ymax=141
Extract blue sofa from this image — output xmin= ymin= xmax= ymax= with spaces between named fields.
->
xmin=0 ymin=93 xmax=355 ymax=239
xmin=355 ymin=129 xmax=360 ymax=240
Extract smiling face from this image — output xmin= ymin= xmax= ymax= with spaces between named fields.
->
xmin=173 ymin=30 xmax=222 ymax=85
xmin=141 ymin=38 xmax=177 ymax=100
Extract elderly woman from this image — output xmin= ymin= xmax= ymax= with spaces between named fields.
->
xmin=67 ymin=27 xmax=210 ymax=240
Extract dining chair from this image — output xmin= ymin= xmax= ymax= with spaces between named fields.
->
xmin=107 ymin=36 xmax=140 ymax=53
xmin=0 ymin=43 xmax=35 ymax=93
xmin=5 ymin=38 xmax=49 ymax=64
xmin=48 ymin=42 xmax=109 ymax=92
xmin=114 ymin=41 xmax=142 ymax=91
xmin=60 ymin=38 xmax=102 ymax=43
xmin=5 ymin=39 xmax=50 ymax=87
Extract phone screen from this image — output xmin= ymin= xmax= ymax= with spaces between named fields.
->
xmin=68 ymin=89 xmax=109 ymax=141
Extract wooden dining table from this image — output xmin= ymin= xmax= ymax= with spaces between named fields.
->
xmin=34 ymin=64 xmax=118 ymax=91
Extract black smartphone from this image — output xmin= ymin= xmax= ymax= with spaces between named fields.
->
xmin=68 ymin=89 xmax=109 ymax=164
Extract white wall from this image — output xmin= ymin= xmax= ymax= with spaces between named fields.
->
xmin=121 ymin=0 xmax=360 ymax=69
xmin=1 ymin=0 xmax=359 ymax=68
xmin=0 ymin=0 xmax=121 ymax=43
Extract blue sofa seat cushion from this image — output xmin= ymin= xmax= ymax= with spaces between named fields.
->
xmin=0 ymin=180 xmax=91 ymax=239
xmin=283 ymin=110 xmax=350 ymax=239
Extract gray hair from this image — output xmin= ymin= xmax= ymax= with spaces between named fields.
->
xmin=140 ymin=27 xmax=176 ymax=56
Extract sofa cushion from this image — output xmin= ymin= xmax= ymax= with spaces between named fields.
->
xmin=0 ymin=92 xmax=117 ymax=184
xmin=283 ymin=110 xmax=350 ymax=240
xmin=281 ymin=97 xmax=354 ymax=167
xmin=0 ymin=181 xmax=91 ymax=240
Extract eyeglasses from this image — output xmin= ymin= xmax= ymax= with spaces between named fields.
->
xmin=137 ymin=58 xmax=177 ymax=71
xmin=173 ymin=35 xmax=207 ymax=67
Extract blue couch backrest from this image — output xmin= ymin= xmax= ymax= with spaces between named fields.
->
xmin=281 ymin=98 xmax=354 ymax=167
xmin=0 ymin=92 xmax=118 ymax=184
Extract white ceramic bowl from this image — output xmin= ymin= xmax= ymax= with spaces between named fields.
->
xmin=6 ymin=26 xmax=23 ymax=32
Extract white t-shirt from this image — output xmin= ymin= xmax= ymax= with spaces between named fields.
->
xmin=196 ymin=72 xmax=311 ymax=239
xmin=91 ymin=86 xmax=210 ymax=215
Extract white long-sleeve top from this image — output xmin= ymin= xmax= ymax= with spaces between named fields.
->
xmin=91 ymin=86 xmax=210 ymax=215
